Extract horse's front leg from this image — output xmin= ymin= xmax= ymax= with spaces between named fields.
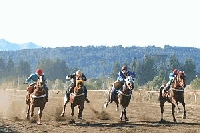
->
xmin=70 ymin=103 xmax=75 ymax=122
xmin=123 ymin=107 xmax=128 ymax=121
xmin=30 ymin=103 xmax=34 ymax=117
xmin=119 ymin=108 xmax=124 ymax=121
xmin=171 ymin=98 xmax=180 ymax=113
xmin=78 ymin=102 xmax=84 ymax=119
xmin=60 ymin=104 xmax=67 ymax=117
xmin=37 ymin=105 xmax=44 ymax=125
xmin=182 ymin=101 xmax=186 ymax=119
xmin=104 ymin=88 xmax=112 ymax=108
xmin=26 ymin=104 xmax=30 ymax=120
xmin=172 ymin=104 xmax=177 ymax=123
xmin=159 ymin=101 xmax=165 ymax=122
xmin=61 ymin=95 xmax=68 ymax=117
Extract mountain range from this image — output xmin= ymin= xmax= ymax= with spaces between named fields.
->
xmin=0 ymin=39 xmax=42 ymax=51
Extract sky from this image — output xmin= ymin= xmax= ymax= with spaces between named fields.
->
xmin=0 ymin=0 xmax=200 ymax=48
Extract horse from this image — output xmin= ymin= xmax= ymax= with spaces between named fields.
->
xmin=25 ymin=76 xmax=47 ymax=125
xmin=104 ymin=76 xmax=134 ymax=122
xmin=159 ymin=71 xmax=186 ymax=123
xmin=60 ymin=79 xmax=85 ymax=124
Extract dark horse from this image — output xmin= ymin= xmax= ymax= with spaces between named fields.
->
xmin=104 ymin=76 xmax=134 ymax=122
xmin=26 ymin=76 xmax=47 ymax=125
xmin=159 ymin=71 xmax=186 ymax=123
xmin=61 ymin=79 xmax=85 ymax=124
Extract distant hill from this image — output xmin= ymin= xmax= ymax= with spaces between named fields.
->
xmin=0 ymin=39 xmax=42 ymax=51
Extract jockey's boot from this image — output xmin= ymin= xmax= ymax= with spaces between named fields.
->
xmin=85 ymin=97 xmax=90 ymax=103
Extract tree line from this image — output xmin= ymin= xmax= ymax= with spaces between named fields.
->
xmin=0 ymin=53 xmax=198 ymax=90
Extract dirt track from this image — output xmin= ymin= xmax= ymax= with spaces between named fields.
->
xmin=0 ymin=89 xmax=200 ymax=133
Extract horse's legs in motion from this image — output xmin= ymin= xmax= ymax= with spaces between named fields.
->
xmin=78 ymin=104 xmax=84 ymax=119
xmin=26 ymin=104 xmax=30 ymax=120
xmin=37 ymin=106 xmax=45 ymax=125
xmin=171 ymin=98 xmax=181 ymax=113
xmin=181 ymin=97 xmax=186 ymax=119
xmin=60 ymin=103 xmax=67 ymax=117
xmin=119 ymin=107 xmax=128 ymax=121
xmin=61 ymin=94 xmax=68 ymax=117
xmin=104 ymin=88 xmax=112 ymax=108
xmin=70 ymin=103 xmax=75 ymax=123
xmin=182 ymin=102 xmax=186 ymax=119
xmin=116 ymin=103 xmax=119 ymax=111
xmin=30 ymin=103 xmax=34 ymax=117
xmin=172 ymin=103 xmax=177 ymax=123
xmin=160 ymin=101 xmax=165 ymax=122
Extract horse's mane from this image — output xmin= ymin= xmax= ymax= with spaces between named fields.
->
xmin=33 ymin=77 xmax=45 ymax=96
xmin=76 ymin=80 xmax=84 ymax=87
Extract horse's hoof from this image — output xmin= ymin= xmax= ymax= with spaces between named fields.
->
xmin=119 ymin=117 xmax=122 ymax=121
xmin=173 ymin=119 xmax=177 ymax=123
xmin=60 ymin=113 xmax=64 ymax=117
xmin=37 ymin=121 xmax=42 ymax=125
xmin=116 ymin=107 xmax=119 ymax=111
xmin=78 ymin=116 xmax=82 ymax=120
xmin=26 ymin=114 xmax=30 ymax=120
xmin=159 ymin=119 xmax=166 ymax=124
xmin=182 ymin=115 xmax=186 ymax=119
xmin=125 ymin=117 xmax=129 ymax=121
xmin=69 ymin=120 xmax=75 ymax=124
xmin=104 ymin=103 xmax=108 ymax=108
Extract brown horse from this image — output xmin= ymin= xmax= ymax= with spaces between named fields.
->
xmin=26 ymin=76 xmax=47 ymax=125
xmin=159 ymin=71 xmax=186 ymax=123
xmin=61 ymin=80 xmax=85 ymax=124
xmin=104 ymin=76 xmax=134 ymax=122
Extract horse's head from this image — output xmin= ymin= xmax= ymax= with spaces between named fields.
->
xmin=124 ymin=76 xmax=134 ymax=90
xmin=35 ymin=76 xmax=45 ymax=90
xmin=74 ymin=79 xmax=84 ymax=94
xmin=173 ymin=71 xmax=186 ymax=88
xmin=121 ymin=76 xmax=134 ymax=93
xmin=178 ymin=71 xmax=186 ymax=87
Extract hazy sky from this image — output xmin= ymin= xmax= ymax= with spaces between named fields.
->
xmin=0 ymin=0 xmax=199 ymax=48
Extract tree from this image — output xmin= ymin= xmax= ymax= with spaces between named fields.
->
xmin=167 ymin=54 xmax=181 ymax=72
xmin=0 ymin=58 xmax=6 ymax=75
xmin=182 ymin=58 xmax=196 ymax=84
xmin=110 ymin=61 xmax=120 ymax=80
xmin=17 ymin=59 xmax=31 ymax=77
xmin=5 ymin=57 xmax=16 ymax=77
xmin=138 ymin=54 xmax=157 ymax=85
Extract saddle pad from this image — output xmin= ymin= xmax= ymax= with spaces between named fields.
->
xmin=31 ymin=94 xmax=46 ymax=98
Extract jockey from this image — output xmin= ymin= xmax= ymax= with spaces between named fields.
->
xmin=65 ymin=70 xmax=90 ymax=103
xmin=109 ymin=66 xmax=135 ymax=103
xmin=158 ymin=69 xmax=180 ymax=100
xmin=162 ymin=69 xmax=179 ymax=93
xmin=25 ymin=68 xmax=49 ymax=102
